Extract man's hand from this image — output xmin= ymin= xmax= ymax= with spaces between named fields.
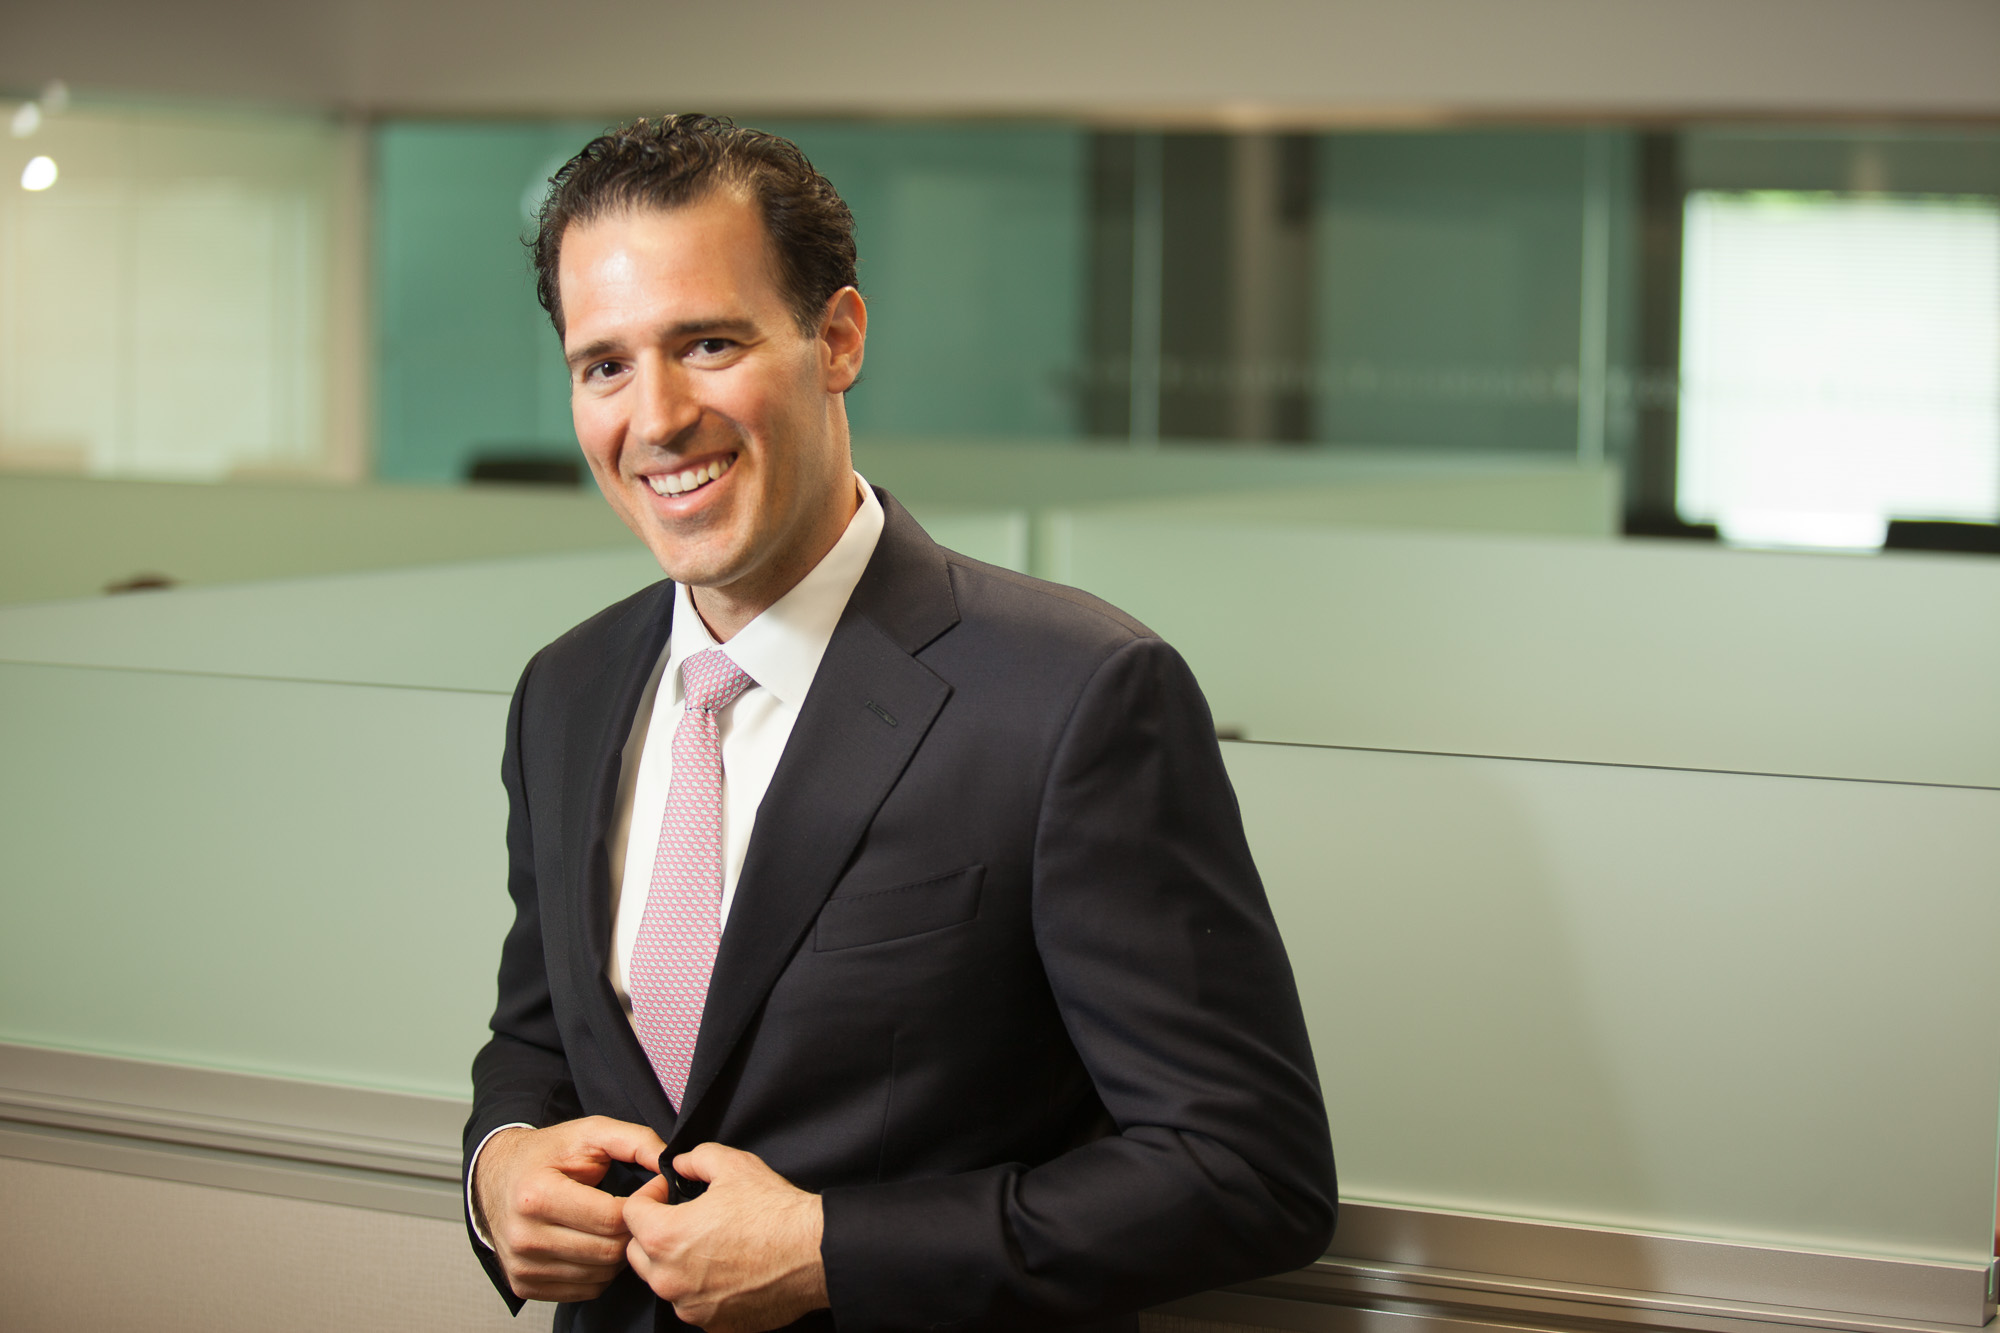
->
xmin=475 ymin=1116 xmax=668 ymax=1302
xmin=623 ymin=1143 xmax=828 ymax=1333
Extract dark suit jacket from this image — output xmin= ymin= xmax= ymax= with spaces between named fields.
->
xmin=465 ymin=490 xmax=1337 ymax=1332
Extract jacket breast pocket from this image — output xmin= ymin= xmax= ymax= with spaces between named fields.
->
xmin=813 ymin=865 xmax=985 ymax=952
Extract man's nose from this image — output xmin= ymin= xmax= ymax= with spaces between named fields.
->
xmin=630 ymin=361 xmax=701 ymax=445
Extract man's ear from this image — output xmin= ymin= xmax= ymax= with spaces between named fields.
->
xmin=820 ymin=287 xmax=866 ymax=393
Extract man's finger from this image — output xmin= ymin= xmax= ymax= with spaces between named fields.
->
xmin=622 ymin=1193 xmax=657 ymax=1235
xmin=513 ymin=1169 xmax=634 ymax=1238
xmin=503 ymin=1249 xmax=627 ymax=1283
xmin=623 ymin=1172 xmax=683 ymax=1239
xmin=504 ymin=1218 xmax=630 ymax=1268
xmin=625 ymin=1236 xmax=654 ymax=1281
xmin=573 ymin=1115 xmax=668 ymax=1172
xmin=508 ymin=1269 xmax=626 ymax=1305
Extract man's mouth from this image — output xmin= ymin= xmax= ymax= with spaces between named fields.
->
xmin=647 ymin=454 xmax=736 ymax=497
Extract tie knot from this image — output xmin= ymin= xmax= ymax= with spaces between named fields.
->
xmin=680 ymin=648 xmax=756 ymax=715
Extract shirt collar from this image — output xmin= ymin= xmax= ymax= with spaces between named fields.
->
xmin=664 ymin=473 xmax=885 ymax=712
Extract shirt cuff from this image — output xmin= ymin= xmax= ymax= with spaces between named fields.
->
xmin=467 ymin=1122 xmax=535 ymax=1250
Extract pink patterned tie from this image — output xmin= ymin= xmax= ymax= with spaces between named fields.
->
xmin=629 ymin=647 xmax=757 ymax=1112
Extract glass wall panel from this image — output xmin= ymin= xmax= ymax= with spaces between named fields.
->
xmin=760 ymin=122 xmax=1088 ymax=444
xmin=372 ymin=120 xmax=604 ymax=483
xmin=1312 ymin=131 xmax=1637 ymax=459
xmin=372 ymin=119 xmax=1088 ymax=483
xmin=1081 ymin=132 xmax=1319 ymax=443
xmin=369 ymin=123 xmax=1685 ymax=476
xmin=360 ymin=115 xmax=2000 ymax=542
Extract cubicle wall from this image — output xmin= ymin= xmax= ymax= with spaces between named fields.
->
xmin=3 ymin=498 xmax=1996 ymax=1332
xmin=1224 ymin=747 xmax=1999 ymax=1322
xmin=1044 ymin=510 xmax=2000 ymax=785
xmin=0 ymin=452 xmax=1605 ymax=603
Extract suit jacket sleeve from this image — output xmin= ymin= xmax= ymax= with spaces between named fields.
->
xmin=819 ymin=635 xmax=1337 ymax=1329
xmin=462 ymin=651 xmax=586 ymax=1308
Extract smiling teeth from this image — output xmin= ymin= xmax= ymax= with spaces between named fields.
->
xmin=649 ymin=456 xmax=732 ymax=496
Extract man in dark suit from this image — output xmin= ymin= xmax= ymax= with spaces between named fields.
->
xmin=465 ymin=115 xmax=1335 ymax=1333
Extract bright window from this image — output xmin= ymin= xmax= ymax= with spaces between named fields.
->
xmin=1677 ymin=191 xmax=2000 ymax=549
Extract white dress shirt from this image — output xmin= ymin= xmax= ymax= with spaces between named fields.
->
xmin=471 ymin=475 xmax=884 ymax=1243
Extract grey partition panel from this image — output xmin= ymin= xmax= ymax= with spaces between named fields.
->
xmin=0 ymin=509 xmax=1025 ymax=694
xmin=1048 ymin=515 xmax=2000 ymax=788
xmin=0 ymin=662 xmax=508 ymax=1096
xmin=1224 ymin=740 xmax=2000 ymax=1265
xmin=0 ymin=550 xmax=663 ymax=692
xmin=0 ymin=472 xmax=637 ymax=607
xmin=1071 ymin=468 xmax=1618 ymax=539
xmin=851 ymin=440 xmax=1607 ymax=512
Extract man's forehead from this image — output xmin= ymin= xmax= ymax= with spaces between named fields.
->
xmin=560 ymin=191 xmax=775 ymax=280
xmin=556 ymin=191 xmax=786 ymax=343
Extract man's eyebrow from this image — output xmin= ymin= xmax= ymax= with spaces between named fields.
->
xmin=564 ymin=318 xmax=761 ymax=370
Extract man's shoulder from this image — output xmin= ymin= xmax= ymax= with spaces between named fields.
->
xmin=930 ymin=548 xmax=1162 ymax=671
xmin=854 ymin=491 xmax=1163 ymax=675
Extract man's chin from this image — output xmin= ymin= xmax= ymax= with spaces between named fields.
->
xmin=656 ymin=563 xmax=737 ymax=589
xmin=649 ymin=549 xmax=751 ymax=594
xmin=632 ymin=522 xmax=744 ymax=584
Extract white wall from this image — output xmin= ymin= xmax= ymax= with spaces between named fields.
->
xmin=4 ymin=0 xmax=1997 ymax=118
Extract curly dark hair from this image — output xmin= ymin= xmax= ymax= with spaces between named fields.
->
xmin=529 ymin=114 xmax=857 ymax=338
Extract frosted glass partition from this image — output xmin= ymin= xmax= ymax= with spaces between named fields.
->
xmin=0 ymin=473 xmax=631 ymax=605
xmin=0 ymin=550 xmax=664 ymax=692
xmin=6 ymin=671 xmax=1994 ymax=1258
xmin=1230 ymin=740 xmax=2000 ymax=1266
xmin=1045 ymin=512 xmax=2000 ymax=788
xmin=0 ymin=552 xmax=643 ymax=1094
xmin=0 ymin=661 xmax=508 ymax=1096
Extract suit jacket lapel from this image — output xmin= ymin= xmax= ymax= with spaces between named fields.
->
xmin=673 ymin=492 xmax=960 ymax=1137
xmin=558 ymin=581 xmax=681 ymax=1132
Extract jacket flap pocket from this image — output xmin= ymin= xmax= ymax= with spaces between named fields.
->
xmin=813 ymin=865 xmax=984 ymax=952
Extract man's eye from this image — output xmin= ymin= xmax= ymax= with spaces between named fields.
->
xmin=585 ymin=360 xmax=621 ymax=381
xmin=692 ymin=338 xmax=732 ymax=357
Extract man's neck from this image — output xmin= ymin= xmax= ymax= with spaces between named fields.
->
xmin=688 ymin=478 xmax=864 ymax=643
